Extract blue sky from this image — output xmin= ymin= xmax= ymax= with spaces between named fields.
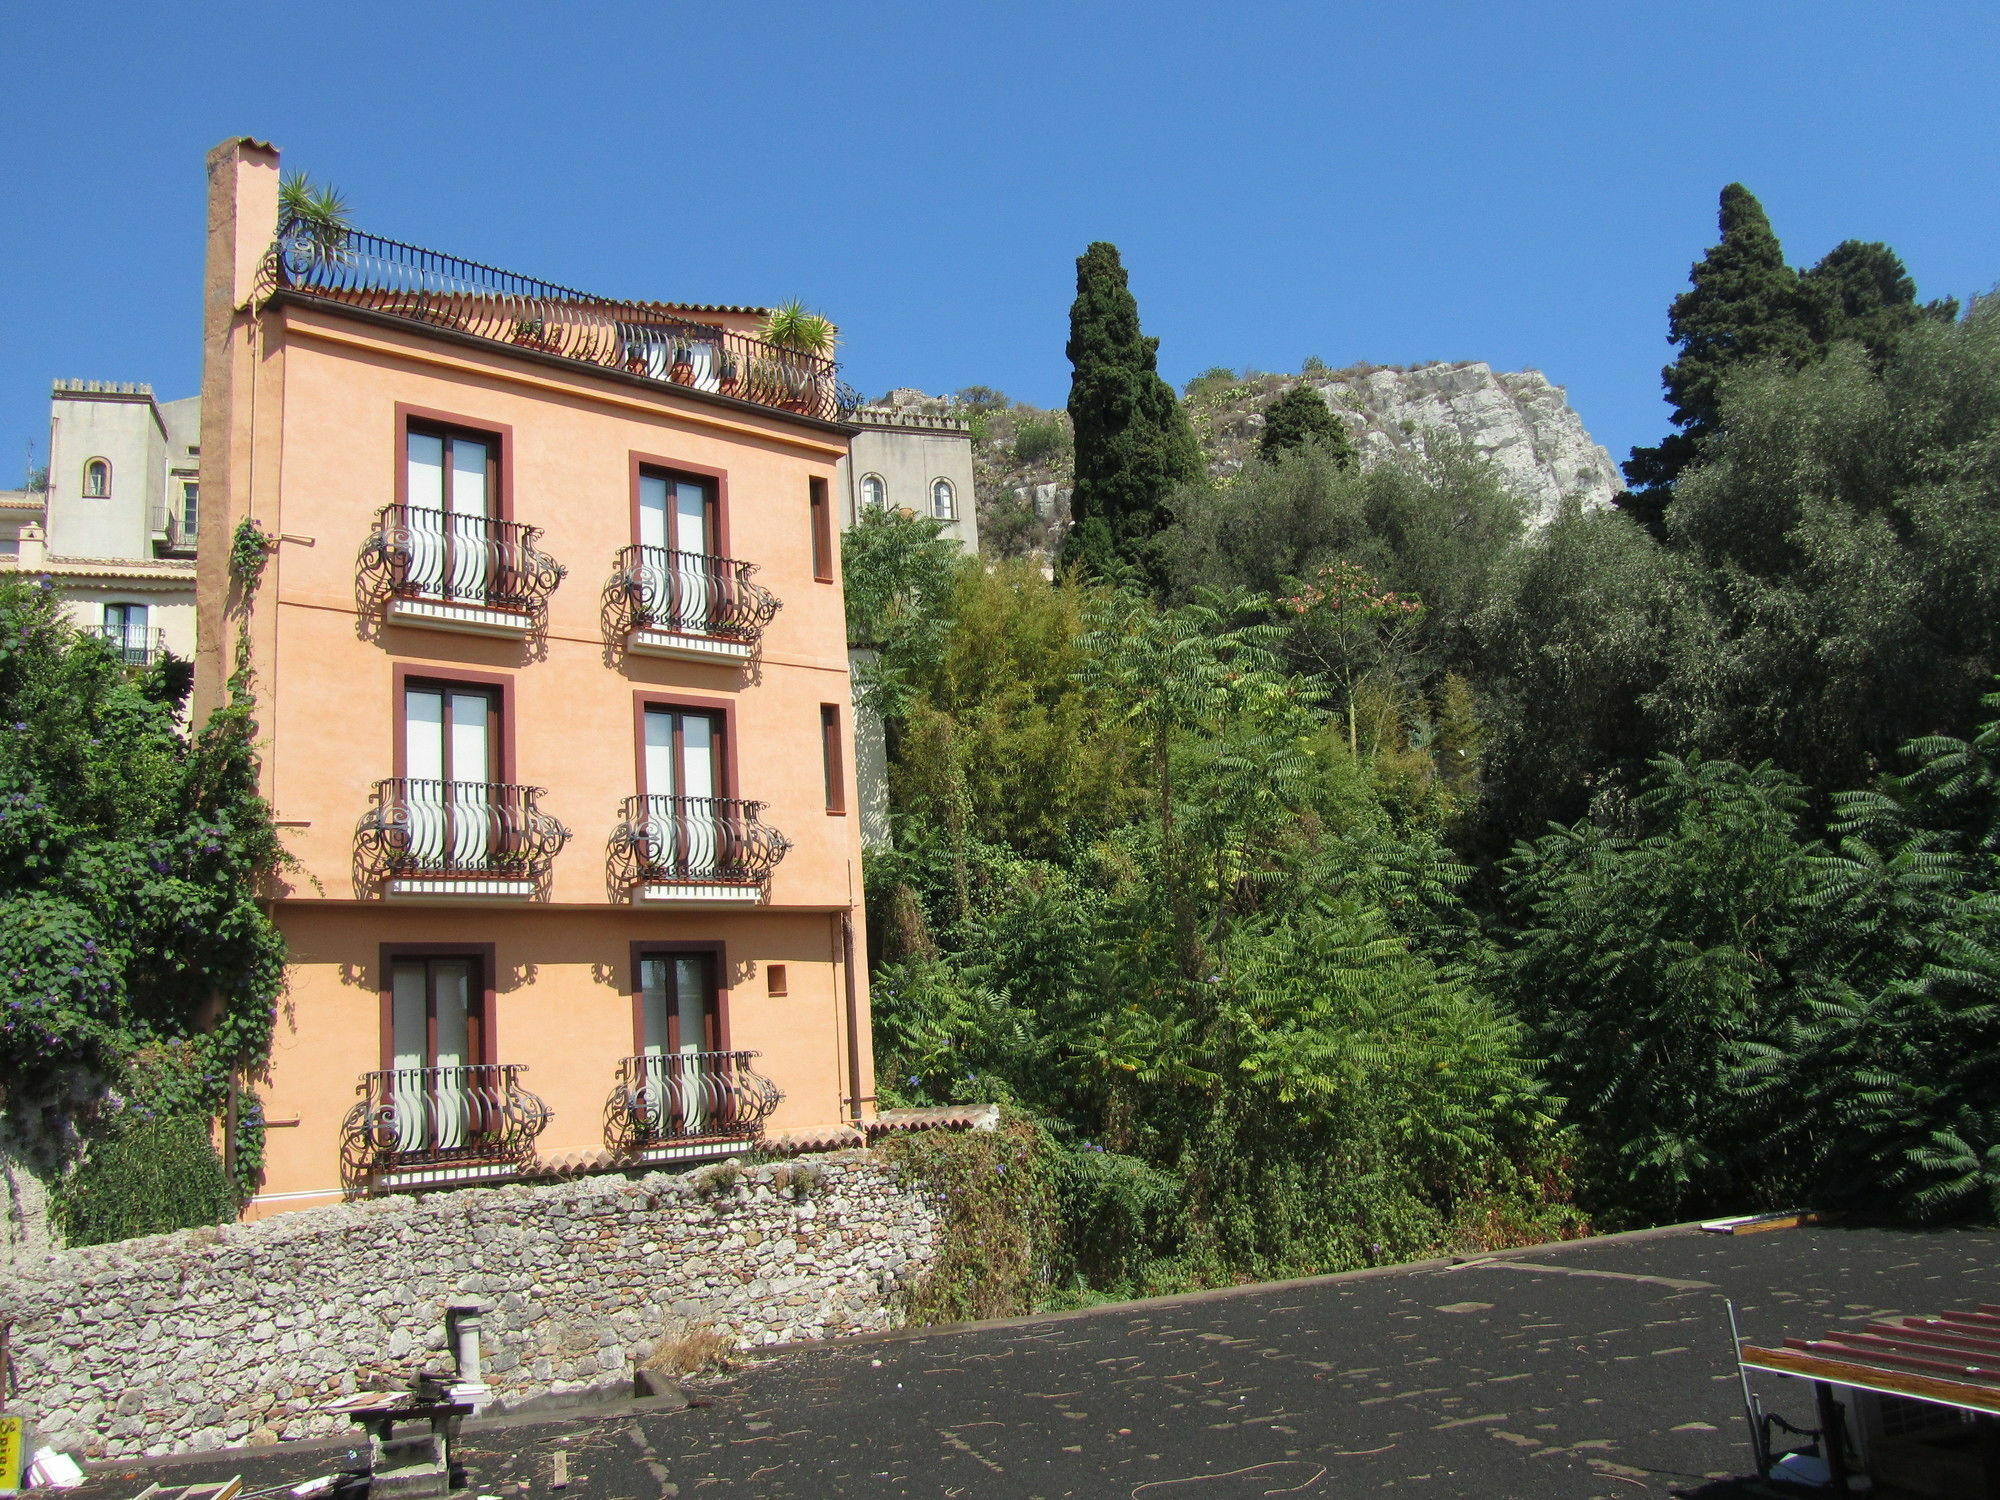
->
xmin=3 ymin=2 xmax=1996 ymax=485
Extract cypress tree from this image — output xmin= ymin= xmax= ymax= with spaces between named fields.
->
xmin=1621 ymin=184 xmax=1812 ymax=530
xmin=1061 ymin=243 xmax=1203 ymax=583
xmin=1258 ymin=383 xmax=1357 ymax=467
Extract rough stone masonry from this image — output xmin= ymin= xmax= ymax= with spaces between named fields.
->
xmin=0 ymin=1151 xmax=939 ymax=1460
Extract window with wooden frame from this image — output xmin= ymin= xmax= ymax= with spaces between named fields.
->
xmin=387 ymin=952 xmax=489 ymax=1073
xmin=810 ymin=476 xmax=833 ymax=582
xmin=405 ymin=421 xmax=500 ymax=519
xmin=636 ymin=949 xmax=722 ymax=1056
xmin=821 ymin=704 xmax=845 ymax=815
xmin=82 ymin=458 xmax=111 ymax=498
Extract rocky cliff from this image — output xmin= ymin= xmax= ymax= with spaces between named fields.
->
xmin=1300 ymin=361 xmax=1623 ymax=523
xmin=903 ymin=359 xmax=1622 ymax=556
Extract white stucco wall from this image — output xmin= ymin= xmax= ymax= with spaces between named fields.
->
xmin=45 ymin=387 xmax=167 ymax=561
xmin=836 ymin=418 xmax=979 ymax=555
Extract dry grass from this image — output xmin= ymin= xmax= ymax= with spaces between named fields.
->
xmin=642 ymin=1321 xmax=734 ymax=1377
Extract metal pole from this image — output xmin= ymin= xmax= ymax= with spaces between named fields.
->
xmin=1726 ymin=1300 xmax=1768 ymax=1478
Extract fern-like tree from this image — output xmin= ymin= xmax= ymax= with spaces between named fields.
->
xmin=1258 ymin=383 xmax=1355 ymax=467
xmin=1061 ymin=243 xmax=1203 ymax=586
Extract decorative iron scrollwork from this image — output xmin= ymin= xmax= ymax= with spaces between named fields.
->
xmin=607 ymin=794 xmax=790 ymax=891
xmin=341 ymin=1063 xmax=551 ymax=1190
xmin=603 ymin=1052 xmax=782 ymax=1154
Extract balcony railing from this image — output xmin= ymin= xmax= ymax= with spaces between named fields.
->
xmin=362 ymin=504 xmax=565 ymax=616
xmin=273 ymin=228 xmax=846 ymax=422
xmin=614 ymin=544 xmax=781 ymax=645
xmin=604 ymin=1052 xmax=782 ymax=1153
xmin=341 ymin=1063 xmax=550 ymax=1182
xmin=93 ymin=623 xmax=166 ymax=666
xmin=611 ymin=794 xmax=791 ymax=889
xmin=357 ymin=779 xmax=570 ymax=887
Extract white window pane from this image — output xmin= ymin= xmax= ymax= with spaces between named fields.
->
xmin=676 ymin=956 xmax=707 ymax=1053
xmin=407 ymin=431 xmax=445 ymax=511
xmin=640 ymin=958 xmax=669 ymax=1055
xmin=432 ymin=961 xmax=471 ymax=1067
xmin=674 ymin=482 xmax=708 ymax=555
xmin=644 ymin=708 xmax=676 ymax=795
xmin=680 ymin=716 xmax=716 ymax=800
xmin=391 ymin=962 xmax=429 ymax=1070
xmin=448 ymin=692 xmax=490 ymax=782
xmin=639 ymin=474 xmax=669 ymax=550
xmin=449 ymin=439 xmax=491 ymax=517
xmin=405 ymin=690 xmax=445 ymax=781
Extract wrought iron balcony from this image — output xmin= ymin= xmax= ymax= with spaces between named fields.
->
xmin=273 ymin=228 xmax=845 ymax=422
xmin=93 ymin=623 xmax=166 ymax=666
xmin=357 ymin=778 xmax=570 ymax=896
xmin=604 ymin=1052 xmax=781 ymax=1153
xmin=341 ymin=1063 xmax=550 ymax=1185
xmin=612 ymin=544 xmax=780 ymax=659
xmin=361 ymin=504 xmax=565 ymax=632
xmin=611 ymin=794 xmax=790 ymax=900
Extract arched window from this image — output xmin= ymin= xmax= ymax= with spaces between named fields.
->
xmin=82 ymin=458 xmax=111 ymax=498
xmin=859 ymin=473 xmax=886 ymax=511
xmin=930 ymin=478 xmax=956 ymax=520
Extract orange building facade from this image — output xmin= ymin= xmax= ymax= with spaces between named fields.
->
xmin=193 ymin=139 xmax=876 ymax=1217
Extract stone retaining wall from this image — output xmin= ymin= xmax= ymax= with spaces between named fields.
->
xmin=0 ymin=1151 xmax=937 ymax=1460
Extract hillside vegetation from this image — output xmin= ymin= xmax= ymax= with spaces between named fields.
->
xmin=846 ymin=195 xmax=2000 ymax=1312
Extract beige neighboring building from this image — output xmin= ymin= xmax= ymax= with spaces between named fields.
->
xmin=836 ymin=389 xmax=978 ymax=554
xmin=1 ymin=380 xmax=200 ymax=666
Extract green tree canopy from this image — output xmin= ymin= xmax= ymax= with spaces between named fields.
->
xmin=1622 ymin=184 xmax=1814 ymax=526
xmin=1060 ymin=243 xmax=1204 ymax=585
xmin=1258 ymin=383 xmax=1356 ymax=466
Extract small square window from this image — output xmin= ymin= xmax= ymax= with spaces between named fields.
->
xmin=766 ymin=964 xmax=788 ymax=997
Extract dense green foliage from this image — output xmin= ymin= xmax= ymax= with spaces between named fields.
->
xmin=54 ymin=1109 xmax=236 ymax=1247
xmin=0 ymin=568 xmax=285 ymax=1230
xmin=855 ymin=192 xmax=1999 ymax=1288
xmin=1621 ymin=184 xmax=1947 ymax=529
xmin=1061 ymin=242 xmax=1204 ymax=585
xmin=1258 ymin=383 xmax=1355 ymax=467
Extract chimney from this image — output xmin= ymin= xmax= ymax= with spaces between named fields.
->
xmin=192 ymin=137 xmax=280 ymax=723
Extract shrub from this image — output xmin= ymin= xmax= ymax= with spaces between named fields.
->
xmin=1013 ymin=417 xmax=1069 ymax=466
xmin=56 ymin=1112 xmax=235 ymax=1247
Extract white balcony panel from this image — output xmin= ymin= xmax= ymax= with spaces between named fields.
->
xmin=386 ymin=597 xmax=533 ymax=638
xmin=638 ymin=882 xmax=765 ymax=905
xmin=627 ymin=628 xmax=754 ymax=663
xmin=387 ymin=876 xmax=536 ymax=900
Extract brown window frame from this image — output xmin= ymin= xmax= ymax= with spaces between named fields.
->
xmin=629 ymin=941 xmax=730 ymax=1054
xmin=821 ymin=703 xmax=846 ymax=815
xmin=377 ymin=943 xmax=497 ymax=1071
xmin=629 ymin=453 xmax=731 ymax=555
xmin=633 ymin=691 xmax=739 ymax=799
xmin=395 ymin=405 xmax=512 ymax=521
xmin=393 ymin=666 xmax=516 ymax=784
xmin=810 ymin=476 xmax=834 ymax=582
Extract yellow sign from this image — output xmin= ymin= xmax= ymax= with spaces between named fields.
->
xmin=0 ymin=1412 xmax=23 ymax=1494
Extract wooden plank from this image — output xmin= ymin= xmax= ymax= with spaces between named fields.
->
xmin=1740 ymin=1343 xmax=2000 ymax=1415
xmin=1867 ymin=1322 xmax=2000 ymax=1357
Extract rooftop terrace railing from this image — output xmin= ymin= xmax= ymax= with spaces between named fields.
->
xmin=272 ymin=228 xmax=847 ymax=422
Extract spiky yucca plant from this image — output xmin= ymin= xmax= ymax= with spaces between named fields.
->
xmin=278 ymin=171 xmax=352 ymax=266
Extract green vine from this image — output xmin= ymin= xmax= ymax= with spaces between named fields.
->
xmin=878 ymin=1112 xmax=1058 ymax=1324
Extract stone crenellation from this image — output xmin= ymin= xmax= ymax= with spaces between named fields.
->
xmin=0 ymin=1150 xmax=938 ymax=1461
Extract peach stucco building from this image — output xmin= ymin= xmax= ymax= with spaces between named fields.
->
xmin=194 ymin=139 xmax=876 ymax=1216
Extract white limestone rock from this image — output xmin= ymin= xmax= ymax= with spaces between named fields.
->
xmin=1309 ymin=362 xmax=1622 ymax=525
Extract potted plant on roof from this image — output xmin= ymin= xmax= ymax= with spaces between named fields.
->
xmin=277 ymin=171 xmax=353 ymax=276
xmin=717 ymin=351 xmax=741 ymax=396
xmin=757 ymin=302 xmax=837 ymax=415
xmin=510 ymin=317 xmax=564 ymax=355
xmin=668 ymin=338 xmax=695 ymax=385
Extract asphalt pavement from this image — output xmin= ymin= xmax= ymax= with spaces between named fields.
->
xmin=66 ymin=1222 xmax=2000 ymax=1499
